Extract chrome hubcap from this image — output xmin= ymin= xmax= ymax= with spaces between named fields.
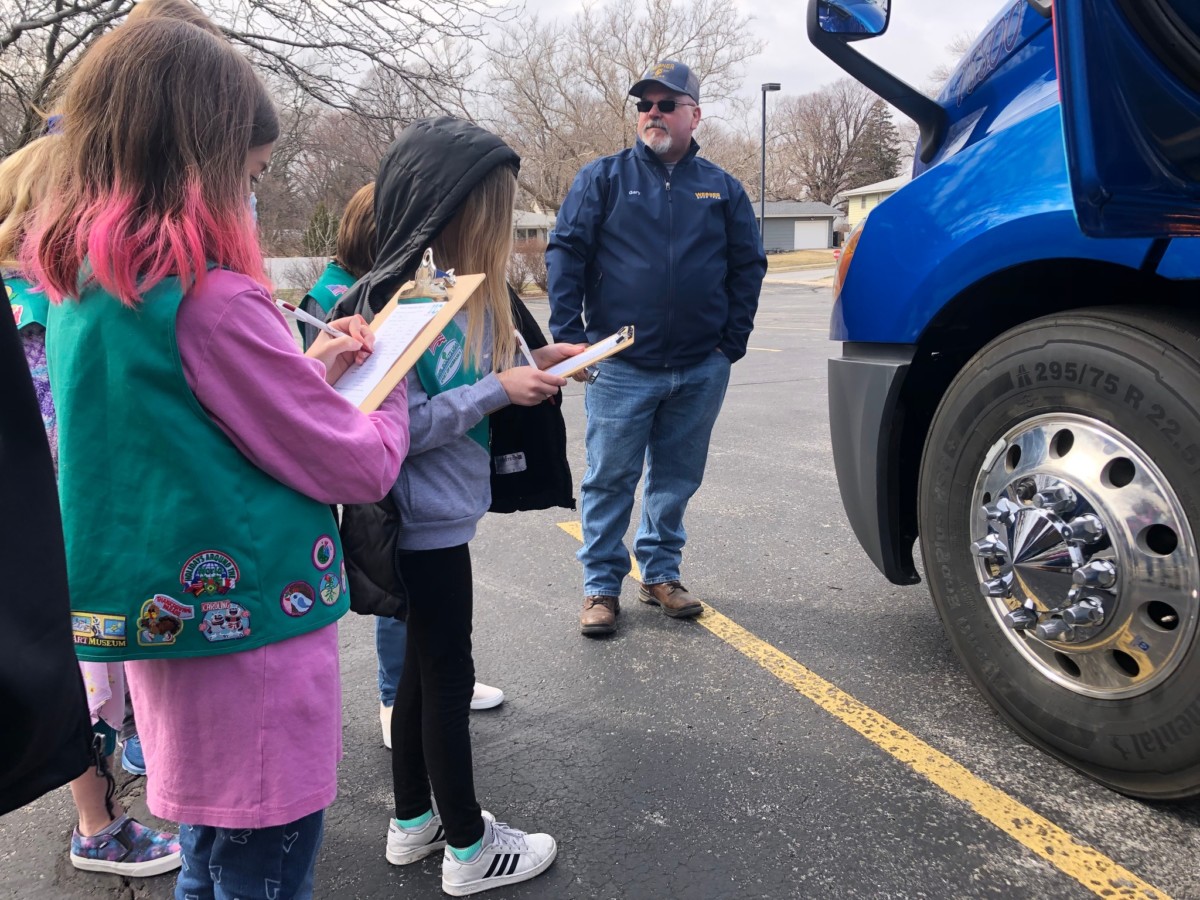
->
xmin=970 ymin=413 xmax=1198 ymax=699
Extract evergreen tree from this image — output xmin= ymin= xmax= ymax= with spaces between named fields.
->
xmin=851 ymin=101 xmax=901 ymax=187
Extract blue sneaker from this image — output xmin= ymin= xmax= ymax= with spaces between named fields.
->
xmin=121 ymin=735 xmax=146 ymax=776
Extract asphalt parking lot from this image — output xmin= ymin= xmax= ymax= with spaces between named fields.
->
xmin=4 ymin=280 xmax=1200 ymax=899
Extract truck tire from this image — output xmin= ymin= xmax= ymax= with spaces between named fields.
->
xmin=919 ymin=307 xmax=1200 ymax=799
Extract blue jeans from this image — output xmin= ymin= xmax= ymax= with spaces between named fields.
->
xmin=376 ymin=616 xmax=408 ymax=707
xmin=174 ymin=810 xmax=324 ymax=900
xmin=579 ymin=352 xmax=731 ymax=596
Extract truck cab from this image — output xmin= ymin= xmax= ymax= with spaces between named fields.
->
xmin=812 ymin=0 xmax=1200 ymax=798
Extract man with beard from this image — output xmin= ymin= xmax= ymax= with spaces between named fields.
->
xmin=547 ymin=60 xmax=767 ymax=637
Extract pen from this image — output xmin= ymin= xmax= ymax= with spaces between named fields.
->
xmin=513 ymin=328 xmax=538 ymax=368
xmin=275 ymin=299 xmax=342 ymax=339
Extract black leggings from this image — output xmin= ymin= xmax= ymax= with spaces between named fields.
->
xmin=391 ymin=543 xmax=483 ymax=848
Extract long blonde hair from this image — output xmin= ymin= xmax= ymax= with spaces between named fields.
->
xmin=429 ymin=164 xmax=517 ymax=370
xmin=0 ymin=136 xmax=58 ymax=268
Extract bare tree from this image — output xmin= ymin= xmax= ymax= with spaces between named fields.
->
xmin=926 ymin=29 xmax=980 ymax=95
xmin=0 ymin=0 xmax=504 ymax=152
xmin=772 ymin=79 xmax=881 ymax=205
xmin=484 ymin=0 xmax=763 ymax=212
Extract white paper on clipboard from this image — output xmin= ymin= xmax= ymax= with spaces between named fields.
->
xmin=545 ymin=325 xmax=635 ymax=377
xmin=332 ymin=301 xmax=445 ymax=407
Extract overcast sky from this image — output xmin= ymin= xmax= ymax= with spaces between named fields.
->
xmin=515 ymin=0 xmax=1011 ymax=109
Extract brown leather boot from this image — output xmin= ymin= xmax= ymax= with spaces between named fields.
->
xmin=580 ymin=595 xmax=619 ymax=636
xmin=638 ymin=581 xmax=702 ymax=619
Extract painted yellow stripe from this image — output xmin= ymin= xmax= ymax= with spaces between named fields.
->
xmin=556 ymin=521 xmax=1169 ymax=900
xmin=746 ymin=346 xmax=783 ymax=353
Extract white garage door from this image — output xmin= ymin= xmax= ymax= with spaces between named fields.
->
xmin=793 ymin=220 xmax=829 ymax=249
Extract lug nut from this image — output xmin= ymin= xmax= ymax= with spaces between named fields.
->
xmin=985 ymin=498 xmax=1022 ymax=528
xmin=1003 ymin=606 xmax=1039 ymax=631
xmin=973 ymin=534 xmax=1008 ymax=560
xmin=980 ymin=573 xmax=1013 ymax=598
xmin=1033 ymin=486 xmax=1077 ymax=514
xmin=1014 ymin=478 xmax=1037 ymax=502
xmin=1064 ymin=515 xmax=1105 ymax=546
xmin=1063 ymin=598 xmax=1104 ymax=626
xmin=1072 ymin=559 xmax=1116 ymax=588
xmin=1035 ymin=617 xmax=1072 ymax=641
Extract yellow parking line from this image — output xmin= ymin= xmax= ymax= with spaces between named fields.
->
xmin=747 ymin=346 xmax=782 ymax=353
xmin=556 ymin=521 xmax=1169 ymax=900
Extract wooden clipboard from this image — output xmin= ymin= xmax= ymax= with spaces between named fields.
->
xmin=544 ymin=325 xmax=635 ymax=378
xmin=334 ymin=273 xmax=483 ymax=413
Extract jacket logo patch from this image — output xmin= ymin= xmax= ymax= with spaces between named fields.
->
xmin=180 ymin=550 xmax=240 ymax=596
xmin=695 ymin=192 xmax=721 ymax=199
xmin=628 ymin=190 xmax=641 ymax=196
xmin=199 ymin=600 xmax=251 ymax=641
xmin=72 ymin=612 xmax=126 ymax=648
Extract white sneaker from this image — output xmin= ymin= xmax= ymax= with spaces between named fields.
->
xmin=381 ymin=702 xmax=393 ymax=750
xmin=385 ymin=813 xmax=447 ymax=865
xmin=441 ymin=811 xmax=557 ymax=896
xmin=470 ymin=682 xmax=504 ymax=711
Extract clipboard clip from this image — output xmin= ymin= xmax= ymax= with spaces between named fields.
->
xmin=616 ymin=325 xmax=634 ymax=344
xmin=411 ymin=248 xmax=450 ymax=298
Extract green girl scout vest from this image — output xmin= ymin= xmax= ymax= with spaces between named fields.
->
xmin=46 ymin=276 xmax=349 ymax=662
xmin=401 ymin=298 xmax=488 ymax=450
xmin=299 ymin=261 xmax=355 ymax=349
xmin=5 ymin=273 xmax=48 ymax=330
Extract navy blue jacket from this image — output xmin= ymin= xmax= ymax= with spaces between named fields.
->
xmin=547 ymin=139 xmax=767 ymax=367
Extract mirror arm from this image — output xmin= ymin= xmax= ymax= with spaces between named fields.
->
xmin=807 ymin=1 xmax=948 ymax=163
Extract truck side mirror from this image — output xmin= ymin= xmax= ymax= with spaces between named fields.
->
xmin=817 ymin=0 xmax=890 ymax=39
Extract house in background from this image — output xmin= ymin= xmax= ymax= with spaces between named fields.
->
xmin=838 ymin=174 xmax=911 ymax=229
xmin=757 ymin=201 xmax=840 ymax=252
xmin=514 ymin=210 xmax=556 ymax=243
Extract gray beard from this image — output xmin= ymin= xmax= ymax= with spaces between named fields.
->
xmin=642 ymin=125 xmax=672 ymax=156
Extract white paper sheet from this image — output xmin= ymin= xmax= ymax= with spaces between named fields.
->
xmin=333 ymin=301 xmax=445 ymax=407
xmin=544 ymin=327 xmax=633 ymax=377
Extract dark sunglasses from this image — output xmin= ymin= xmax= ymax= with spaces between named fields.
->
xmin=635 ymin=99 xmax=695 ymax=114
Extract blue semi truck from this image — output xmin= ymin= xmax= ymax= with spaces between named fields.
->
xmin=810 ymin=0 xmax=1200 ymax=798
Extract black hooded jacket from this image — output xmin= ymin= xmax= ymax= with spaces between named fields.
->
xmin=0 ymin=274 xmax=91 ymax=815
xmin=333 ymin=117 xmax=574 ymax=621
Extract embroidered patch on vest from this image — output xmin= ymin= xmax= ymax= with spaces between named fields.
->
xmin=180 ymin=550 xmax=241 ymax=597
xmin=312 ymin=535 xmax=336 ymax=571
xmin=319 ymin=572 xmax=341 ymax=606
xmin=340 ymin=561 xmax=348 ymax=595
xmin=11 ymin=304 xmax=22 ymax=324
xmin=72 ymin=612 xmax=126 ymax=648
xmin=281 ymin=581 xmax=316 ymax=617
xmin=198 ymin=600 xmax=251 ymax=641
xmin=136 ymin=594 xmax=192 ymax=646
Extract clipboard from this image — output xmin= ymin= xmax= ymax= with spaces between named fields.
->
xmin=545 ymin=325 xmax=635 ymax=378
xmin=332 ymin=273 xmax=482 ymax=413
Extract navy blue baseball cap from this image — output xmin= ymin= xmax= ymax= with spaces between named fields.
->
xmin=629 ymin=60 xmax=700 ymax=104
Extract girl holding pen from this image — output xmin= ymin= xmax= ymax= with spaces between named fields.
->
xmin=26 ymin=19 xmax=409 ymax=898
xmin=333 ymin=116 xmax=584 ymax=896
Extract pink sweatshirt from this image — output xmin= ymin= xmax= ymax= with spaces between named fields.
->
xmin=125 ymin=269 xmax=409 ymax=829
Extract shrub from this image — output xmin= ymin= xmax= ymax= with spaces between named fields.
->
xmin=509 ymin=238 xmax=548 ymax=296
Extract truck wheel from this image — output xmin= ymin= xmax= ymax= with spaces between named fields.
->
xmin=919 ymin=307 xmax=1200 ymax=799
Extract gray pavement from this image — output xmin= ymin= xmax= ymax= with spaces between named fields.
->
xmin=4 ymin=284 xmax=1200 ymax=899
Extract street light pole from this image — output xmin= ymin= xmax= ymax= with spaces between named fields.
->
xmin=760 ymin=82 xmax=781 ymax=241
